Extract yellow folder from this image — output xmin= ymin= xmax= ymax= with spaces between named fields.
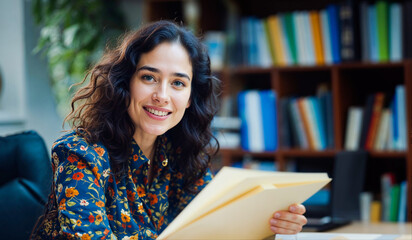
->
xmin=157 ymin=167 xmax=331 ymax=240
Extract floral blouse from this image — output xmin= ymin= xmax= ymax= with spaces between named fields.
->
xmin=32 ymin=131 xmax=212 ymax=240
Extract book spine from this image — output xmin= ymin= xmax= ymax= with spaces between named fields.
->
xmin=279 ymin=14 xmax=293 ymax=65
xmin=389 ymin=3 xmax=403 ymax=61
xmin=291 ymin=99 xmax=309 ymax=149
xmin=327 ymin=4 xmax=341 ymax=63
xmin=245 ymin=91 xmax=264 ymax=152
xmin=389 ymin=184 xmax=400 ymax=222
xmin=260 ymin=90 xmax=278 ymax=151
xmin=320 ymin=9 xmax=333 ymax=64
xmin=376 ymin=0 xmax=389 ymax=61
xmin=365 ymin=92 xmax=385 ymax=150
xmin=293 ymin=12 xmax=306 ymax=65
xmin=298 ymin=98 xmax=317 ymax=150
xmin=256 ymin=19 xmax=273 ymax=67
xmin=284 ymin=13 xmax=298 ymax=65
xmin=311 ymin=11 xmax=325 ymax=65
xmin=311 ymin=97 xmax=327 ymax=150
xmin=395 ymin=85 xmax=406 ymax=150
xmin=398 ymin=181 xmax=408 ymax=222
xmin=369 ymin=4 xmax=379 ymax=62
xmin=238 ymin=91 xmax=249 ymax=150
xmin=360 ymin=1 xmax=370 ymax=61
xmin=339 ymin=0 xmax=360 ymax=62
xmin=303 ymin=11 xmax=316 ymax=65
xmin=373 ymin=109 xmax=390 ymax=151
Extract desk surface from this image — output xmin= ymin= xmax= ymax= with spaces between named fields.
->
xmin=327 ymin=222 xmax=412 ymax=234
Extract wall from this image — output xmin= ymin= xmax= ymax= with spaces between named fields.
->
xmin=0 ymin=0 xmax=62 ymax=150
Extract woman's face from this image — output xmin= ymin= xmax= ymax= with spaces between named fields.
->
xmin=128 ymin=41 xmax=192 ymax=141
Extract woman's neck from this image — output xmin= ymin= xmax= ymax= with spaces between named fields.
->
xmin=133 ymin=133 xmax=157 ymax=160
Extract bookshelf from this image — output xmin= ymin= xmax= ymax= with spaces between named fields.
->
xmin=144 ymin=0 xmax=412 ymax=222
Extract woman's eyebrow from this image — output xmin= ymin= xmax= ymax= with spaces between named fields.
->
xmin=137 ymin=65 xmax=191 ymax=81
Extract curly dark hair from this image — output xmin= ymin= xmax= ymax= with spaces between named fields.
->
xmin=65 ymin=20 xmax=221 ymax=189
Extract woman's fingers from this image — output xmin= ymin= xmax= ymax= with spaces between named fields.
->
xmin=269 ymin=204 xmax=308 ymax=234
xmin=269 ymin=217 xmax=304 ymax=234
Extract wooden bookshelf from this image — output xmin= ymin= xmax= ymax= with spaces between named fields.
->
xmin=145 ymin=0 xmax=412 ymax=222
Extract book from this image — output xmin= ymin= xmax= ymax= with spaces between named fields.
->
xmin=290 ymin=98 xmax=309 ymax=149
xmin=369 ymin=4 xmax=379 ymax=62
xmin=365 ymin=92 xmax=385 ymax=150
xmin=389 ymin=3 xmax=403 ymax=62
xmin=373 ymin=109 xmax=390 ymax=151
xmin=203 ymin=31 xmax=226 ymax=71
xmin=310 ymin=11 xmax=324 ymax=65
xmin=157 ymin=167 xmax=331 ymax=240
xmin=238 ymin=90 xmax=277 ymax=152
xmin=359 ymin=94 xmax=375 ymax=149
xmin=394 ymin=85 xmax=406 ymax=150
xmin=398 ymin=181 xmax=408 ymax=222
xmin=320 ymin=9 xmax=333 ymax=64
xmin=339 ymin=0 xmax=360 ymax=62
xmin=370 ymin=200 xmax=382 ymax=222
xmin=327 ymin=4 xmax=341 ymax=63
xmin=360 ymin=1 xmax=370 ymax=61
xmin=376 ymin=0 xmax=389 ymax=62
xmin=344 ymin=107 xmax=363 ymax=150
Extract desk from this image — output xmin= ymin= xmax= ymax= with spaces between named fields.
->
xmin=327 ymin=222 xmax=412 ymax=235
xmin=276 ymin=223 xmax=412 ymax=240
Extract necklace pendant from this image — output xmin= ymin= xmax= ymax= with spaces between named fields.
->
xmin=162 ymin=158 xmax=168 ymax=167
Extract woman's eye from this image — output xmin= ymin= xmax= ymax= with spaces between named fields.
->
xmin=142 ymin=75 xmax=155 ymax=82
xmin=172 ymin=80 xmax=186 ymax=88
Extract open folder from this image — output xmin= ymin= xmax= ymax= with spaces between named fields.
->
xmin=157 ymin=167 xmax=331 ymax=240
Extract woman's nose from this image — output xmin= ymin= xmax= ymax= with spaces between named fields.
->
xmin=152 ymin=82 xmax=169 ymax=104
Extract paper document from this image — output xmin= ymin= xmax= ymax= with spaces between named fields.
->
xmin=157 ymin=167 xmax=331 ymax=240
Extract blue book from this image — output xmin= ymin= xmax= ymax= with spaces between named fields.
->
xmin=327 ymin=5 xmax=341 ymax=63
xmin=260 ymin=90 xmax=278 ymax=151
xmin=389 ymin=3 xmax=403 ymax=61
xmin=398 ymin=181 xmax=408 ymax=222
xmin=369 ymin=4 xmax=379 ymax=62
xmin=238 ymin=91 xmax=250 ymax=150
xmin=396 ymin=85 xmax=406 ymax=150
xmin=310 ymin=97 xmax=327 ymax=150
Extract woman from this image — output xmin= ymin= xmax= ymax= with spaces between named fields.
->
xmin=31 ymin=20 xmax=307 ymax=239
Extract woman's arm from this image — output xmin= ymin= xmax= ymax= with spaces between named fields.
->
xmin=53 ymin=141 xmax=116 ymax=239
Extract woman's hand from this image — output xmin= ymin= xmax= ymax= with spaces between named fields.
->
xmin=269 ymin=204 xmax=307 ymax=235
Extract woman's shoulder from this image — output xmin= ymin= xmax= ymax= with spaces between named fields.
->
xmin=52 ymin=130 xmax=110 ymax=168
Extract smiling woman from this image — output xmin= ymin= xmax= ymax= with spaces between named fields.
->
xmin=30 ymin=20 xmax=308 ymax=240
xmin=30 ymin=20 xmax=222 ymax=240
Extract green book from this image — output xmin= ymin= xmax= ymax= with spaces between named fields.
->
xmin=376 ymin=1 xmax=389 ymax=61
xmin=284 ymin=13 xmax=298 ymax=65
xmin=389 ymin=184 xmax=400 ymax=222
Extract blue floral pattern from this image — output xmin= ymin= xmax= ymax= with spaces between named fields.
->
xmin=33 ymin=131 xmax=212 ymax=239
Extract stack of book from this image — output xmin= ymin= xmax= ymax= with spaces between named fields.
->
xmin=227 ymin=0 xmax=410 ymax=67
xmin=278 ymin=86 xmax=334 ymax=150
xmin=344 ymin=85 xmax=407 ymax=151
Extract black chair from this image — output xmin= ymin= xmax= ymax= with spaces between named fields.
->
xmin=0 ymin=131 xmax=52 ymax=240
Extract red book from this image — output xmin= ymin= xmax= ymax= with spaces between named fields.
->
xmin=365 ymin=92 xmax=385 ymax=150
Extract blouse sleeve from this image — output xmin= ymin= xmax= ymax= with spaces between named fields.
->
xmin=52 ymin=141 xmax=116 ymax=240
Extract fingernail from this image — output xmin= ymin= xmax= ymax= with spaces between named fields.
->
xmin=270 ymin=219 xmax=277 ymax=225
xmin=290 ymin=206 xmax=296 ymax=212
xmin=274 ymin=213 xmax=281 ymax=218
